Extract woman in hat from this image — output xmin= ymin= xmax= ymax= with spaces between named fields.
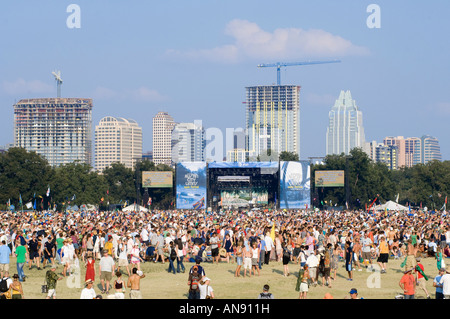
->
xmin=10 ymin=274 xmax=24 ymax=299
xmin=80 ymin=279 xmax=96 ymax=299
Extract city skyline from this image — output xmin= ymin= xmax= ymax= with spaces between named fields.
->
xmin=1 ymin=1 xmax=449 ymax=161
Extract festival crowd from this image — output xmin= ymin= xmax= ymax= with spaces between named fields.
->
xmin=0 ymin=207 xmax=450 ymax=299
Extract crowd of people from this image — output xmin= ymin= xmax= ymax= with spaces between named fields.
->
xmin=0 ymin=206 xmax=450 ymax=299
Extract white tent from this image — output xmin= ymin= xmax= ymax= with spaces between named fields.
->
xmin=374 ymin=200 xmax=408 ymax=211
xmin=122 ymin=204 xmax=149 ymax=212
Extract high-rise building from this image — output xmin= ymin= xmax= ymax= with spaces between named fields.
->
xmin=375 ymin=144 xmax=399 ymax=170
xmin=94 ymin=116 xmax=142 ymax=171
xmin=245 ymin=85 xmax=300 ymax=159
xmin=404 ymin=137 xmax=421 ymax=168
xmin=414 ymin=135 xmax=442 ymax=165
xmin=226 ymin=148 xmax=247 ymax=162
xmin=171 ymin=121 xmax=205 ymax=163
xmin=384 ymin=136 xmax=407 ymax=168
xmin=152 ymin=111 xmax=175 ymax=165
xmin=14 ymin=98 xmax=93 ymax=167
xmin=326 ymin=90 xmax=366 ymax=156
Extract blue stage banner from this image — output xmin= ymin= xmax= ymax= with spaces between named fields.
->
xmin=279 ymin=161 xmax=310 ymax=209
xmin=176 ymin=162 xmax=207 ymax=209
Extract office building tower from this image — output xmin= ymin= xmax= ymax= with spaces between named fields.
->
xmin=14 ymin=98 xmax=93 ymax=167
xmin=414 ymin=135 xmax=442 ymax=165
xmin=404 ymin=137 xmax=421 ymax=167
xmin=226 ymin=148 xmax=248 ymax=162
xmin=245 ymin=85 xmax=300 ymax=159
xmin=384 ymin=136 xmax=407 ymax=168
xmin=94 ymin=116 xmax=142 ymax=171
xmin=326 ymin=90 xmax=366 ymax=156
xmin=152 ymin=111 xmax=175 ymax=165
xmin=171 ymin=121 xmax=205 ymax=163
xmin=375 ymin=144 xmax=399 ymax=170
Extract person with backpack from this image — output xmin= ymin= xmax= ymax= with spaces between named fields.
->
xmin=258 ymin=284 xmax=274 ymax=299
xmin=0 ymin=271 xmax=13 ymax=299
xmin=168 ymin=241 xmax=177 ymax=275
xmin=188 ymin=264 xmax=202 ymax=299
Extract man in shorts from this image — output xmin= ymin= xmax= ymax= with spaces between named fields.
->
xmin=99 ymin=250 xmax=115 ymax=294
xmin=243 ymin=242 xmax=252 ymax=278
xmin=127 ymin=267 xmax=145 ymax=299
xmin=45 ymin=266 xmax=62 ymax=299
xmin=361 ymin=232 xmax=373 ymax=270
xmin=209 ymin=232 xmax=220 ymax=264
xmin=377 ymin=235 xmax=390 ymax=273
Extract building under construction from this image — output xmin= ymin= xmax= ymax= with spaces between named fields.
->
xmin=13 ymin=98 xmax=93 ymax=167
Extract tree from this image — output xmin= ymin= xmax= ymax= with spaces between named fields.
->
xmin=102 ymin=162 xmax=136 ymax=205
xmin=50 ymin=161 xmax=108 ymax=209
xmin=279 ymin=151 xmax=299 ymax=162
xmin=0 ymin=147 xmax=52 ymax=209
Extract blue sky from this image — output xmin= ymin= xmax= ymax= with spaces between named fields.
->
xmin=1 ymin=1 xmax=449 ymax=160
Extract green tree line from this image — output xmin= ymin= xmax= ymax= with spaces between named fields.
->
xmin=0 ymin=147 xmax=175 ymax=211
xmin=1 ymin=147 xmax=449 ymax=212
xmin=311 ymin=148 xmax=450 ymax=210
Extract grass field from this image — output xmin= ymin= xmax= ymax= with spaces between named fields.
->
xmin=11 ymin=255 xmax=442 ymax=299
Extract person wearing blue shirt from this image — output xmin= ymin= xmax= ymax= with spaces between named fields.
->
xmin=258 ymin=235 xmax=266 ymax=270
xmin=0 ymin=239 xmax=12 ymax=278
xmin=433 ymin=268 xmax=446 ymax=299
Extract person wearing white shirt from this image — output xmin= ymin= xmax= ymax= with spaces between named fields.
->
xmin=439 ymin=266 xmax=450 ymax=299
xmin=199 ymin=276 xmax=214 ymax=299
xmin=306 ymin=252 xmax=319 ymax=286
xmin=140 ymin=228 xmax=149 ymax=246
xmin=80 ymin=279 xmax=97 ymax=299
xmin=264 ymin=232 xmax=274 ymax=265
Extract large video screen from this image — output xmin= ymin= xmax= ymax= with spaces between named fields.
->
xmin=315 ymin=170 xmax=345 ymax=187
xmin=220 ymin=187 xmax=268 ymax=207
xmin=176 ymin=162 xmax=207 ymax=209
xmin=279 ymin=161 xmax=310 ymax=209
xmin=142 ymin=171 xmax=173 ymax=188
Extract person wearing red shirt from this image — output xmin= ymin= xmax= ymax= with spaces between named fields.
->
xmin=415 ymin=258 xmax=431 ymax=299
xmin=399 ymin=268 xmax=416 ymax=299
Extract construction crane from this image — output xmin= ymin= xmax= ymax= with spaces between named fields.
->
xmin=257 ymin=60 xmax=341 ymax=85
xmin=52 ymin=70 xmax=63 ymax=98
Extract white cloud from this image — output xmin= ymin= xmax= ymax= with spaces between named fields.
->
xmin=167 ymin=19 xmax=369 ymax=63
xmin=1 ymin=78 xmax=54 ymax=95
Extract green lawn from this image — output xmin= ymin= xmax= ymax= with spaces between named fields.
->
xmin=12 ymin=255 xmax=442 ymax=299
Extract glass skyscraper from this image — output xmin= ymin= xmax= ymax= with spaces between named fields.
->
xmin=326 ymin=90 xmax=366 ymax=156
xmin=413 ymin=135 xmax=442 ymax=165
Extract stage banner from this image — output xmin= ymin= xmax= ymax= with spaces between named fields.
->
xmin=279 ymin=161 xmax=310 ymax=209
xmin=176 ymin=162 xmax=207 ymax=209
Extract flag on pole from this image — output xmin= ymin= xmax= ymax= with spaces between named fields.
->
xmin=46 ymin=186 xmax=50 ymax=197
xmin=25 ymin=202 xmax=32 ymax=209
xmin=19 ymin=194 xmax=22 ymax=205
xmin=270 ymin=222 xmax=276 ymax=242
xmin=147 ymin=197 xmax=152 ymax=206
xmin=71 ymin=194 xmax=76 ymax=201
xmin=395 ymin=193 xmax=399 ymax=203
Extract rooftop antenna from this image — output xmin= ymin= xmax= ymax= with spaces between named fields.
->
xmin=52 ymin=70 xmax=63 ymax=98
